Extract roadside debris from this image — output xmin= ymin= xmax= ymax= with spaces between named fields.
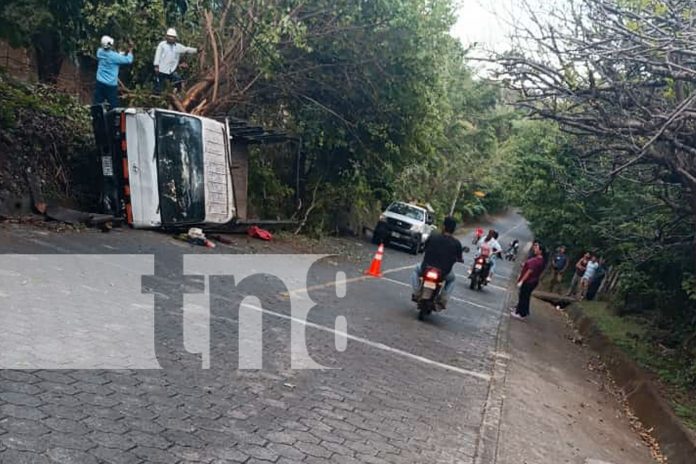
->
xmin=247 ymin=225 xmax=273 ymax=241
xmin=44 ymin=205 xmax=117 ymax=232
xmin=584 ymin=356 xmax=668 ymax=463
xmin=173 ymin=228 xmax=216 ymax=248
xmin=23 ymin=167 xmax=117 ymax=232
xmin=209 ymin=234 xmax=234 ymax=245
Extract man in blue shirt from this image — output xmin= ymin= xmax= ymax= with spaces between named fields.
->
xmin=549 ymin=245 xmax=568 ymax=293
xmin=93 ymin=35 xmax=133 ymax=109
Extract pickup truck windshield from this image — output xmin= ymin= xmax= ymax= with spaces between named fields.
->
xmin=388 ymin=203 xmax=425 ymax=221
xmin=156 ymin=112 xmax=205 ymax=224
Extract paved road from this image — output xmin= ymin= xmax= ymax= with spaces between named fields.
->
xmin=0 ymin=212 xmax=532 ymax=463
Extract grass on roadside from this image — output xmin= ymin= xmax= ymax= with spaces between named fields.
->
xmin=578 ymin=300 xmax=696 ymax=432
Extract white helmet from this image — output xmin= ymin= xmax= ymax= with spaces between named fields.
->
xmin=166 ymin=28 xmax=177 ymax=38
xmin=100 ymin=35 xmax=114 ymax=48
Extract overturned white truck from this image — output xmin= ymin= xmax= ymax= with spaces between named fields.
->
xmin=90 ymin=106 xmax=297 ymax=230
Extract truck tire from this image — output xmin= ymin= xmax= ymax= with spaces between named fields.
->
xmin=409 ymin=236 xmax=421 ymax=255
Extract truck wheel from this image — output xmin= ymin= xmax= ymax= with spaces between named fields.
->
xmin=409 ymin=240 xmax=419 ymax=255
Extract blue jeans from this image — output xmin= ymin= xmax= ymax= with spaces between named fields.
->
xmin=411 ymin=263 xmax=456 ymax=299
xmin=93 ymin=82 xmax=118 ymax=109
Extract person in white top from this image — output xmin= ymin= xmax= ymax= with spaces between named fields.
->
xmin=153 ymin=28 xmax=198 ymax=94
xmin=469 ymin=229 xmax=503 ymax=282
xmin=579 ymin=255 xmax=599 ymax=300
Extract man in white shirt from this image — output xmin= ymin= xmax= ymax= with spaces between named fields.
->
xmin=153 ymin=28 xmax=198 ymax=94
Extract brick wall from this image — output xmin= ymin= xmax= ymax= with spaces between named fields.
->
xmin=0 ymin=40 xmax=94 ymax=104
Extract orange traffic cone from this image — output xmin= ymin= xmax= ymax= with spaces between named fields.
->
xmin=365 ymin=243 xmax=384 ymax=277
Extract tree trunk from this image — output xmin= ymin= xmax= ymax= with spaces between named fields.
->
xmin=32 ymin=31 xmax=64 ymax=84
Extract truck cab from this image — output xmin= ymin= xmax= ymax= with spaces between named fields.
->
xmin=92 ymin=107 xmax=235 ymax=229
xmin=372 ymin=201 xmax=436 ymax=254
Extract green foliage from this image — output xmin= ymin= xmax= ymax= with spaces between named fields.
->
xmin=683 ymin=274 xmax=696 ymax=301
xmin=581 ymin=301 xmax=696 ymax=430
xmin=502 ymin=117 xmax=696 ymax=399
xmin=0 ymin=74 xmax=94 ymax=203
xmin=247 ymin=147 xmax=296 ymax=220
xmin=0 ymin=0 xmax=83 ymax=51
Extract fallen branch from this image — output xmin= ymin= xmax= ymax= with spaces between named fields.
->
xmin=294 ymin=181 xmax=321 ymax=235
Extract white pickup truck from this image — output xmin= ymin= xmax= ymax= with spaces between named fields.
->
xmin=372 ymin=201 xmax=436 ymax=254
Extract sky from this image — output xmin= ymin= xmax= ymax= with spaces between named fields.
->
xmin=450 ymin=0 xmax=517 ymax=53
xmin=449 ymin=0 xmax=549 ymax=76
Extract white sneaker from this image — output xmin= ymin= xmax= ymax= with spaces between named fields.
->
xmin=510 ymin=312 xmax=526 ymax=321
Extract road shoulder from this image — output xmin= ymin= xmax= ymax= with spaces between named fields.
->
xmin=497 ymin=298 xmax=656 ymax=464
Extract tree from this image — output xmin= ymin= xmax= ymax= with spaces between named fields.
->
xmin=0 ymin=0 xmax=84 ymax=82
xmin=495 ymin=0 xmax=695 ymax=268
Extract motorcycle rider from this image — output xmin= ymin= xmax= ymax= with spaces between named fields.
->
xmin=468 ymin=229 xmax=502 ymax=283
xmin=411 ymin=216 xmax=463 ymax=309
xmin=505 ymin=239 xmax=519 ymax=260
xmin=473 ymin=227 xmax=484 ymax=245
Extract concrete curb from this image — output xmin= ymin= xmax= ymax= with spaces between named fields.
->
xmin=473 ymin=238 xmax=529 ymax=464
xmin=534 ymin=292 xmax=696 ymax=464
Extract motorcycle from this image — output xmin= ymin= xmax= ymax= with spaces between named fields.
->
xmin=504 ymin=241 xmax=519 ymax=261
xmin=469 ymin=255 xmax=490 ymax=290
xmin=414 ymin=266 xmax=445 ymax=320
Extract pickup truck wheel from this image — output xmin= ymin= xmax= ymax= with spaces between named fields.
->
xmin=409 ymin=236 xmax=421 ymax=255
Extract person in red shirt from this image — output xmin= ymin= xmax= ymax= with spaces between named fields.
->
xmin=511 ymin=242 xmax=545 ymax=320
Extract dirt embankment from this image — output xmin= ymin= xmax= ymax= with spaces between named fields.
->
xmin=0 ymin=75 xmax=96 ymax=218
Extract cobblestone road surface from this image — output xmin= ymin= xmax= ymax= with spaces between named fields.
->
xmin=0 ymin=213 xmax=531 ymax=463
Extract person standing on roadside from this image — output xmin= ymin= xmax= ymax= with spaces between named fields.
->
xmin=579 ymin=255 xmax=600 ymax=300
xmin=586 ymin=257 xmax=608 ymax=301
xmin=93 ymin=35 xmax=133 ymax=109
xmin=567 ymin=251 xmax=590 ymax=297
xmin=549 ymin=245 xmax=569 ymax=293
xmin=511 ymin=242 xmax=545 ymax=321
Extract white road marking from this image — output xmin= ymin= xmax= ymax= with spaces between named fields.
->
xmin=239 ymin=301 xmax=492 ymax=382
xmin=379 ymin=276 xmax=500 ymax=314
xmin=281 ymin=264 xmax=413 ymax=297
xmin=490 ymin=351 xmax=511 ymax=360
xmin=454 ymin=275 xmax=507 ymax=291
xmin=498 ymin=221 xmax=525 ymax=240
